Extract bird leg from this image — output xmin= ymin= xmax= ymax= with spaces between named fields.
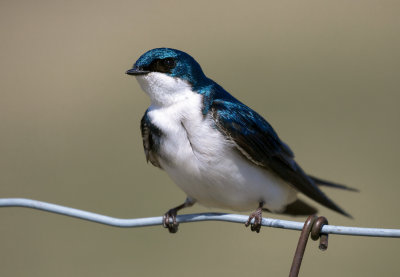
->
xmin=163 ymin=197 xmax=195 ymax=233
xmin=245 ymin=202 xmax=264 ymax=233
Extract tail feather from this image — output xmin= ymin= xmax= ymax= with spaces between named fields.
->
xmin=309 ymin=175 xmax=359 ymax=192
xmin=281 ymin=199 xmax=318 ymax=216
xmin=263 ymin=199 xmax=318 ymax=216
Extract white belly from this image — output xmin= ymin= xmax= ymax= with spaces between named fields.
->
xmin=147 ymin=92 xmax=297 ymax=212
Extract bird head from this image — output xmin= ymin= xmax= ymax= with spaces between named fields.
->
xmin=126 ymin=48 xmax=209 ymax=106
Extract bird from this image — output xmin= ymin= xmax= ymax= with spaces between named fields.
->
xmin=126 ymin=47 xmax=356 ymax=233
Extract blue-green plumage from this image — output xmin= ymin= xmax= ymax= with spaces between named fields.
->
xmin=202 ymin=79 xmax=351 ymax=216
xmin=128 ymin=48 xmax=355 ymax=233
xmin=132 ymin=48 xmax=210 ymax=89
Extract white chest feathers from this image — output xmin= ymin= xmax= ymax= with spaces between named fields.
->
xmin=137 ymin=73 xmax=297 ymax=212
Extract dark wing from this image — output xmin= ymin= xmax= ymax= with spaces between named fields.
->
xmin=211 ymin=99 xmax=351 ymax=217
xmin=140 ymin=110 xmax=162 ymax=169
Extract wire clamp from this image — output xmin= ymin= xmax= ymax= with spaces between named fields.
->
xmin=289 ymin=215 xmax=329 ymax=277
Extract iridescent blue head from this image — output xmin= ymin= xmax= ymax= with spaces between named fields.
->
xmin=126 ymin=48 xmax=209 ymax=88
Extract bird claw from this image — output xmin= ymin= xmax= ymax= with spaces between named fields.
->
xmin=245 ymin=207 xmax=263 ymax=233
xmin=163 ymin=209 xmax=179 ymax=233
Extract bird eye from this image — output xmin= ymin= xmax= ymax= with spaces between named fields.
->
xmin=162 ymin=58 xmax=176 ymax=69
xmin=147 ymin=58 xmax=177 ymax=73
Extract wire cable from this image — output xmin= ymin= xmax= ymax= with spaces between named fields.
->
xmin=0 ymin=198 xmax=399 ymax=238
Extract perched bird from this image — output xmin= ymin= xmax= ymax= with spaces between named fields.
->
xmin=126 ymin=48 xmax=356 ymax=233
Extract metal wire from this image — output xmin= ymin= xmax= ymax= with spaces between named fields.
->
xmin=289 ymin=215 xmax=329 ymax=277
xmin=0 ymin=198 xmax=399 ymax=238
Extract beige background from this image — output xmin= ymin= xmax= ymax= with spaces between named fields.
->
xmin=1 ymin=0 xmax=399 ymax=276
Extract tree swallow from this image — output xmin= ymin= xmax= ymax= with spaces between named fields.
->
xmin=126 ymin=48 xmax=356 ymax=233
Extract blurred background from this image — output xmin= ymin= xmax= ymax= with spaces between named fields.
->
xmin=1 ymin=0 xmax=399 ymax=276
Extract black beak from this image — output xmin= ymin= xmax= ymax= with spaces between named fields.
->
xmin=126 ymin=67 xmax=150 ymax=75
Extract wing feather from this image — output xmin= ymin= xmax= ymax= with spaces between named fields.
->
xmin=210 ymin=97 xmax=350 ymax=217
xmin=140 ymin=110 xmax=162 ymax=168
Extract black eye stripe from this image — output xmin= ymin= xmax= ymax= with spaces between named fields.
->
xmin=146 ymin=58 xmax=177 ymax=73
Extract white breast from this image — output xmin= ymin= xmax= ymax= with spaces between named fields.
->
xmin=137 ymin=73 xmax=297 ymax=212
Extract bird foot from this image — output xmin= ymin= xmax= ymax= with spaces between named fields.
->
xmin=163 ymin=208 xmax=179 ymax=233
xmin=245 ymin=206 xmax=263 ymax=233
